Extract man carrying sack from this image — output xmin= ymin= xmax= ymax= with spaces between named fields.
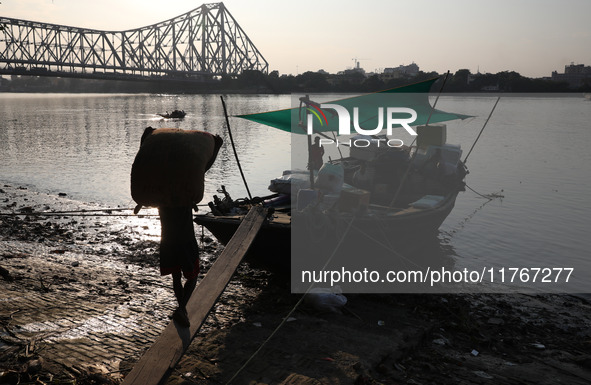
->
xmin=131 ymin=127 xmax=223 ymax=327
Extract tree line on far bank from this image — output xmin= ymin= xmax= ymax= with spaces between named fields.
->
xmin=2 ymin=68 xmax=588 ymax=93
xmin=236 ymin=68 xmax=585 ymax=93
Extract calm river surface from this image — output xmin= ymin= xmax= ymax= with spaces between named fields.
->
xmin=1 ymin=93 xmax=590 ymax=292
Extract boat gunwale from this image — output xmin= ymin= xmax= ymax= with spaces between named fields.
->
xmin=194 ymin=190 xmax=459 ymax=227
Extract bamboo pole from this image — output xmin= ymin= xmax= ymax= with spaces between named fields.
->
xmin=220 ymin=96 xmax=252 ymax=200
xmin=463 ymin=96 xmax=501 ymax=165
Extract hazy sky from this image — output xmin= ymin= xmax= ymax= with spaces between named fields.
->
xmin=2 ymin=0 xmax=590 ymax=77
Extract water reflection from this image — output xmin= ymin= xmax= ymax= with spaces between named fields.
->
xmin=0 ymin=93 xmax=292 ymax=205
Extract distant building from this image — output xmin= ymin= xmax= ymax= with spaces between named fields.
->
xmin=551 ymin=63 xmax=591 ymax=87
xmin=334 ymin=60 xmax=368 ymax=85
xmin=338 ymin=61 xmax=367 ymax=77
xmin=379 ymin=62 xmax=419 ymax=81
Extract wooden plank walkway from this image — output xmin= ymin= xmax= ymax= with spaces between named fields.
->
xmin=122 ymin=206 xmax=268 ymax=385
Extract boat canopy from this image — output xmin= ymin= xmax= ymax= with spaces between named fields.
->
xmin=236 ymin=78 xmax=471 ymax=135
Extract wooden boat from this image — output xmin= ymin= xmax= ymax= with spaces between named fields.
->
xmin=158 ymin=109 xmax=186 ymax=119
xmin=194 ymin=188 xmax=461 ymax=270
xmin=195 ymin=144 xmax=467 ymax=269
xmin=195 ymin=205 xmax=291 ymax=269
xmin=194 ymin=79 xmax=471 ymax=269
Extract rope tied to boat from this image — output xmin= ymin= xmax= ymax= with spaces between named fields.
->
xmin=443 ymin=184 xmax=504 ymax=239
xmin=224 ymin=216 xmax=356 ymax=385
xmin=465 ymin=184 xmax=504 ymax=200
xmin=0 ymin=204 xmax=210 ymax=217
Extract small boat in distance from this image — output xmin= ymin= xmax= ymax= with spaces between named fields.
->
xmin=158 ymin=109 xmax=186 ymax=119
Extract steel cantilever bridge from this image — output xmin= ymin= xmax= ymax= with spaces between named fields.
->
xmin=0 ymin=2 xmax=268 ymax=82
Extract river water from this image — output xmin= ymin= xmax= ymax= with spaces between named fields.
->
xmin=1 ymin=92 xmax=590 ymax=293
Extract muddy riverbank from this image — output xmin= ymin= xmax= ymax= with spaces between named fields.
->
xmin=1 ymin=184 xmax=591 ymax=385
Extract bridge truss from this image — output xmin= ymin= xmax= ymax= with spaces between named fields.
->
xmin=0 ymin=2 xmax=268 ymax=81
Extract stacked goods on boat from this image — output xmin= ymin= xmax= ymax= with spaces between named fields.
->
xmin=411 ymin=124 xmax=465 ymax=196
xmin=347 ymin=135 xmax=410 ymax=205
xmin=268 ymin=163 xmax=370 ymax=213
xmin=345 ymin=125 xmax=464 ymax=205
xmin=267 ymin=170 xmax=312 ymax=208
xmin=130 ymin=128 xmax=222 ymax=208
xmin=416 ymin=124 xmax=447 ymax=148
xmin=413 ymin=124 xmax=459 ymax=170
xmin=268 ymin=124 xmax=465 ymax=213
xmin=267 ymin=165 xmax=347 ymax=211
xmin=337 ymin=187 xmax=371 ymax=212
xmin=348 ymin=134 xmax=390 ymax=161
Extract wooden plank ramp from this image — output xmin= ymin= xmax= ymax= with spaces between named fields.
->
xmin=122 ymin=206 xmax=268 ymax=385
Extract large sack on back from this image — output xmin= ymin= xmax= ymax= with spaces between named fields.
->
xmin=131 ymin=128 xmax=222 ymax=208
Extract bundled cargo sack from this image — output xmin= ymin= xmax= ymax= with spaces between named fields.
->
xmin=315 ymin=163 xmax=344 ymax=194
xmin=131 ymin=127 xmax=223 ymax=208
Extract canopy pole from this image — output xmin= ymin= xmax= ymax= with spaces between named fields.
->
xmin=425 ymin=70 xmax=450 ymax=126
xmin=463 ymin=96 xmax=500 ymax=165
xmin=220 ymin=96 xmax=252 ymax=200
xmin=407 ymin=70 xmax=450 ymax=148
xmin=303 ymin=95 xmax=316 ymax=189
xmin=307 ymin=133 xmax=315 ymax=189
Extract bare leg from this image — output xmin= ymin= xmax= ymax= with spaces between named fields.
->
xmin=172 ymin=272 xmax=184 ymax=306
xmin=181 ymin=277 xmax=197 ymax=308
xmin=159 ymin=207 xmax=199 ymax=328
xmin=172 ymin=272 xmax=190 ymax=327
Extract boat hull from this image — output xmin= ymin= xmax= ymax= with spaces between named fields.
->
xmin=194 ymin=191 xmax=459 ymax=270
xmin=194 ymin=213 xmax=291 ymax=270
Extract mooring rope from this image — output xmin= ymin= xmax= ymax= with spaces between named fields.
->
xmin=0 ymin=204 xmax=207 ymax=217
xmin=465 ymin=184 xmax=504 ymax=200
xmin=0 ymin=208 xmax=160 ymax=217
xmin=443 ymin=185 xmax=504 ymax=239
xmin=224 ymin=216 xmax=356 ymax=385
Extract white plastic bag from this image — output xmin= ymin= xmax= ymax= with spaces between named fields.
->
xmin=304 ymin=286 xmax=347 ymax=313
